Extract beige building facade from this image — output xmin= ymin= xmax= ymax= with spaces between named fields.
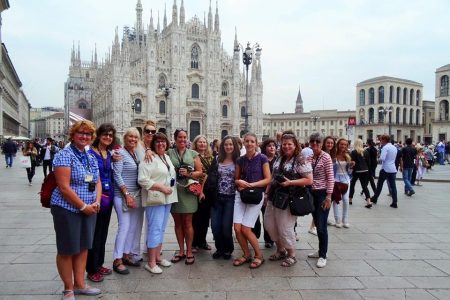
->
xmin=33 ymin=112 xmax=65 ymax=140
xmin=433 ymin=64 xmax=450 ymax=142
xmin=355 ymin=76 xmax=423 ymax=143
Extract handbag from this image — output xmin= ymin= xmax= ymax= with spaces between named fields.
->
xmin=143 ymin=190 xmax=166 ymax=207
xmin=19 ymin=156 xmax=31 ymax=168
xmin=272 ymin=189 xmax=290 ymax=210
xmin=240 ymin=188 xmax=264 ymax=205
xmin=331 ymin=162 xmax=350 ymax=203
xmin=289 ymin=187 xmax=314 ymax=216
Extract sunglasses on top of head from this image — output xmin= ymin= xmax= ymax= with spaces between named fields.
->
xmin=309 ymin=139 xmax=321 ymax=144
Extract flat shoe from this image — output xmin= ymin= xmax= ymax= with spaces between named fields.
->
xmin=157 ymin=258 xmax=172 ymax=267
xmin=144 ymin=264 xmax=162 ymax=274
xmin=365 ymin=203 xmax=372 ymax=208
xmin=61 ymin=290 xmax=75 ymax=300
xmin=74 ymin=285 xmax=101 ymax=296
xmin=185 ymin=256 xmax=195 ymax=265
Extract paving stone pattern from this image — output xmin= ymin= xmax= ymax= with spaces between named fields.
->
xmin=1 ymin=156 xmax=450 ymax=299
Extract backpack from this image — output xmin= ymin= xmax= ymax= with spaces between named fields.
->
xmin=39 ymin=171 xmax=57 ymax=208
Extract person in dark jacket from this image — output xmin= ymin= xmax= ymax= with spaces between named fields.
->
xmin=2 ymin=138 xmax=17 ymax=168
xmin=349 ymin=139 xmax=372 ymax=208
xmin=366 ymin=139 xmax=378 ymax=193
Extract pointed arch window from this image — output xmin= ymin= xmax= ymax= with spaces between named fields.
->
xmin=241 ymin=106 xmax=246 ymax=118
xmin=78 ymin=102 xmax=87 ymax=109
xmin=158 ymin=74 xmax=167 ymax=89
xmin=191 ymin=83 xmax=199 ymax=98
xmin=222 ymin=105 xmax=228 ymax=117
xmin=222 ymin=81 xmax=229 ymax=96
xmin=191 ymin=44 xmax=200 ymax=69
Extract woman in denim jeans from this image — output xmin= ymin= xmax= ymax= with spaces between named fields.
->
xmin=210 ymin=136 xmax=241 ymax=260
xmin=307 ymin=132 xmax=334 ymax=268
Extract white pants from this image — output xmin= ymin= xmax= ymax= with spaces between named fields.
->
xmin=233 ymin=191 xmax=264 ymax=228
xmin=113 ymin=196 xmax=144 ymax=259
xmin=332 ymin=187 xmax=350 ymax=224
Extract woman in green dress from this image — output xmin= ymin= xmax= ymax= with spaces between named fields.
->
xmin=168 ymin=129 xmax=203 ymax=265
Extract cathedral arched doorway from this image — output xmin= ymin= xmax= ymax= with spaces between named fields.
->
xmin=221 ymin=130 xmax=228 ymax=139
xmin=189 ymin=121 xmax=200 ymax=141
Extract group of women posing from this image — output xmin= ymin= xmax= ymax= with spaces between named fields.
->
xmin=50 ymin=119 xmax=339 ymax=300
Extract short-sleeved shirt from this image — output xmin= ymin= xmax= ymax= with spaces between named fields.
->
xmin=237 ymin=153 xmax=269 ymax=183
xmin=51 ymin=146 xmax=100 ymax=213
xmin=400 ymin=146 xmax=417 ymax=168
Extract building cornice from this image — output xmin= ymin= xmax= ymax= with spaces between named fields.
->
xmin=357 ymin=76 xmax=422 ymax=87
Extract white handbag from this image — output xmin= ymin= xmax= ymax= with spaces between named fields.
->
xmin=143 ymin=190 xmax=166 ymax=207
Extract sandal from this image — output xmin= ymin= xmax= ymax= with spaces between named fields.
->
xmin=233 ymin=255 xmax=252 ymax=267
xmin=99 ymin=266 xmax=112 ymax=275
xmin=170 ymin=252 xmax=186 ymax=263
xmin=280 ymin=256 xmax=297 ymax=267
xmin=113 ymin=259 xmax=130 ymax=275
xmin=269 ymin=250 xmax=288 ymax=261
xmin=185 ymin=256 xmax=195 ymax=265
xmin=249 ymin=256 xmax=265 ymax=269
xmin=123 ymin=255 xmax=140 ymax=267
xmin=87 ymin=271 xmax=104 ymax=282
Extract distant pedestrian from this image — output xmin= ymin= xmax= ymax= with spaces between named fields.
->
xmin=2 ymin=138 xmax=17 ymax=168
xmin=40 ymin=137 xmax=57 ymax=177
xmin=370 ymin=134 xmax=399 ymax=208
xmin=22 ymin=141 xmax=38 ymax=185
xmin=437 ymin=140 xmax=445 ymax=165
xmin=399 ymin=138 xmax=417 ymax=197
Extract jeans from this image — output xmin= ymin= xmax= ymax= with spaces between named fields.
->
xmin=26 ymin=163 xmax=36 ymax=183
xmin=311 ymin=189 xmax=329 ymax=259
xmin=349 ymin=171 xmax=371 ymax=199
xmin=439 ymin=152 xmax=445 ymax=165
xmin=402 ymin=167 xmax=414 ymax=193
xmin=42 ymin=159 xmax=53 ymax=177
xmin=4 ymin=154 xmax=13 ymax=167
xmin=373 ymin=169 xmax=398 ymax=204
xmin=86 ymin=204 xmax=113 ymax=274
xmin=211 ymin=193 xmax=235 ymax=254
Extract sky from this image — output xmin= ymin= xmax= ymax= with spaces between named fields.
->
xmin=2 ymin=0 xmax=450 ymax=114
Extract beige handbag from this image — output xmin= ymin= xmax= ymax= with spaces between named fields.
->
xmin=144 ymin=190 xmax=166 ymax=207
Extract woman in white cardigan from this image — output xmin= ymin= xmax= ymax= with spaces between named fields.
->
xmin=138 ymin=133 xmax=178 ymax=274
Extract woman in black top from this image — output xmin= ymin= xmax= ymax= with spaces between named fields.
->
xmin=349 ymin=139 xmax=372 ymax=208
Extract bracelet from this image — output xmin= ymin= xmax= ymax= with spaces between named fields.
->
xmin=79 ymin=203 xmax=87 ymax=211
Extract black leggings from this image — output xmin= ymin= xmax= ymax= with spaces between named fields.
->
xmin=349 ymin=171 xmax=370 ymax=199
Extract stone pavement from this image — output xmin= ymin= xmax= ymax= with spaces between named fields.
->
xmin=1 ymin=155 xmax=450 ymax=300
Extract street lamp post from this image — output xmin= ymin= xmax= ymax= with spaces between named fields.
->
xmin=161 ymin=84 xmax=175 ymax=135
xmin=235 ymin=42 xmax=261 ymax=134
xmin=380 ymin=106 xmax=392 ymax=138
xmin=311 ymin=114 xmax=320 ymax=130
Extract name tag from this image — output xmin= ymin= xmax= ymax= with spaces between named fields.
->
xmin=84 ymin=174 xmax=93 ymax=183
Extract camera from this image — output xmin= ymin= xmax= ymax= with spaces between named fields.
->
xmin=176 ymin=164 xmax=194 ymax=180
xmin=88 ymin=182 xmax=96 ymax=192
xmin=170 ymin=178 xmax=176 ymax=187
xmin=275 ymin=174 xmax=286 ymax=183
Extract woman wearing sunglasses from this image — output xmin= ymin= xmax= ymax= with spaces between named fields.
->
xmin=140 ymin=121 xmax=157 ymax=162
xmin=307 ymin=133 xmax=334 ymax=268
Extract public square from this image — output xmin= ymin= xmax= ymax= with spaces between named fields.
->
xmin=1 ymin=156 xmax=450 ymax=300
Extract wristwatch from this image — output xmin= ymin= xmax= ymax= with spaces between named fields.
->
xmin=124 ymin=191 xmax=131 ymax=196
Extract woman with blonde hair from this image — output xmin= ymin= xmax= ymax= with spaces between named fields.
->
xmin=332 ymin=138 xmax=352 ymax=228
xmin=349 ymin=138 xmax=372 ymax=208
xmin=415 ymin=145 xmax=427 ymax=186
xmin=112 ymin=128 xmax=144 ymax=274
xmin=191 ymin=135 xmax=213 ymax=252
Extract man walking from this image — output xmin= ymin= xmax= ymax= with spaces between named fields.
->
xmin=399 ymin=138 xmax=417 ymax=196
xmin=39 ymin=137 xmax=56 ymax=178
xmin=371 ymin=134 xmax=399 ymax=208
xmin=2 ymin=138 xmax=17 ymax=168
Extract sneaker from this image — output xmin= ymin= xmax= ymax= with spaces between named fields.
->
xmin=73 ymin=285 xmax=101 ymax=296
xmin=295 ymin=233 xmax=299 ymax=241
xmin=390 ymin=203 xmax=398 ymax=208
xmin=28 ymin=182 xmax=32 ymax=186
xmin=327 ymin=220 xmax=335 ymax=226
xmin=409 ymin=190 xmax=415 ymax=196
xmin=335 ymin=223 xmax=343 ymax=228
xmin=316 ymin=257 xmax=327 ymax=268
xmin=308 ymin=227 xmax=317 ymax=236
xmin=343 ymin=223 xmax=350 ymax=228
xmin=307 ymin=251 xmax=320 ymax=258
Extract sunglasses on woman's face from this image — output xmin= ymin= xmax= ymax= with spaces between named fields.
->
xmin=144 ymin=129 xmax=157 ymax=135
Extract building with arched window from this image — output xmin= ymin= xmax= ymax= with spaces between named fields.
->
xmin=71 ymin=0 xmax=263 ymax=139
xmin=433 ymin=64 xmax=450 ymax=142
xmin=356 ymin=76 xmax=424 ymax=143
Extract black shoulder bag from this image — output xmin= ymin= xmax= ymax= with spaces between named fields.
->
xmin=239 ymin=155 xmax=264 ymax=205
xmin=288 ymin=155 xmax=315 ymax=216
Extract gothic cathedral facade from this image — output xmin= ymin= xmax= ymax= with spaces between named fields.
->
xmin=65 ymin=0 xmax=264 ymax=141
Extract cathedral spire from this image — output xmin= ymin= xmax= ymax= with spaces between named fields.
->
xmin=157 ymin=11 xmax=161 ymax=33
xmin=77 ymin=41 xmax=81 ymax=62
xmin=214 ymin=0 xmax=220 ymax=32
xmin=233 ymin=27 xmax=239 ymax=53
xmin=94 ymin=43 xmax=98 ymax=66
xmin=172 ymin=0 xmax=178 ymax=28
xmin=180 ymin=0 xmax=185 ymax=26
xmin=149 ymin=9 xmax=154 ymax=31
xmin=71 ymin=41 xmax=75 ymax=65
xmin=163 ymin=4 xmax=167 ymax=29
xmin=136 ymin=0 xmax=143 ymax=34
xmin=295 ymin=86 xmax=304 ymax=114
xmin=208 ymin=0 xmax=213 ymax=32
